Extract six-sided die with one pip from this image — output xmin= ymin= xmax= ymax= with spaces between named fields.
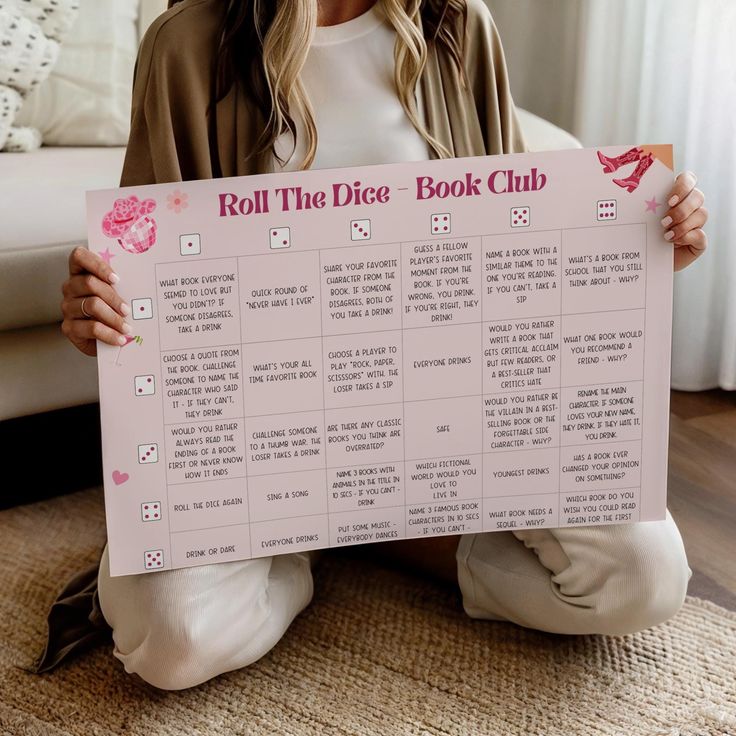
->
xmin=141 ymin=501 xmax=162 ymax=522
xmin=134 ymin=374 xmax=155 ymax=396
xmin=138 ymin=443 xmax=158 ymax=464
xmin=597 ymin=199 xmax=617 ymax=221
xmin=179 ymin=233 xmax=201 ymax=255
xmin=144 ymin=549 xmax=164 ymax=569
xmin=350 ymin=219 xmax=371 ymax=240
xmin=269 ymin=227 xmax=290 ymax=249
xmin=431 ymin=213 xmax=451 ymax=234
xmin=131 ymin=297 xmax=153 ymax=320
xmin=510 ymin=206 xmax=530 ymax=228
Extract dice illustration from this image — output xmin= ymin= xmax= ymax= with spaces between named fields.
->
xmin=134 ymin=375 xmax=155 ymax=396
xmin=511 ymin=206 xmax=530 ymax=228
xmin=131 ymin=297 xmax=153 ymax=320
xmin=431 ymin=213 xmax=451 ymax=235
xmin=350 ymin=219 xmax=371 ymax=240
xmin=597 ymin=199 xmax=617 ymax=221
xmin=180 ymin=233 xmax=201 ymax=255
xmin=138 ymin=443 xmax=158 ymax=464
xmin=141 ymin=501 xmax=161 ymax=522
xmin=269 ymin=226 xmax=290 ymax=249
xmin=144 ymin=549 xmax=164 ymax=569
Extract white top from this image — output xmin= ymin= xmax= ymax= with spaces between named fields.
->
xmin=270 ymin=2 xmax=431 ymax=172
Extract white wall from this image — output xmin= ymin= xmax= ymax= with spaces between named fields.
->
xmin=484 ymin=0 xmax=582 ymax=134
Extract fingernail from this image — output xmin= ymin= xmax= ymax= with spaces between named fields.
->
xmin=120 ymin=302 xmax=131 ymax=316
xmin=661 ymin=216 xmax=673 ymax=228
xmin=668 ymin=195 xmax=679 ymax=207
xmin=122 ymin=322 xmax=132 ymax=334
xmin=664 ymin=230 xmax=675 ymax=240
xmin=109 ymin=272 xmax=120 ymax=284
xmin=117 ymin=335 xmax=127 ymax=345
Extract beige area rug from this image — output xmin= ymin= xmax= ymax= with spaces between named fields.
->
xmin=1 ymin=488 xmax=735 ymax=736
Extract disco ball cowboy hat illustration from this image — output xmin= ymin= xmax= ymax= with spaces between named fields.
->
xmin=102 ymin=195 xmax=157 ymax=253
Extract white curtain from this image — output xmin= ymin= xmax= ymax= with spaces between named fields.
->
xmin=573 ymin=0 xmax=736 ymax=390
xmin=488 ymin=0 xmax=736 ymax=390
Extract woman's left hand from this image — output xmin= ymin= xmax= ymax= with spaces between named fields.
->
xmin=661 ymin=171 xmax=707 ymax=271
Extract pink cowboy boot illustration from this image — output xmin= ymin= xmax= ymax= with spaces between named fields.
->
xmin=613 ymin=152 xmax=654 ymax=193
xmin=597 ymin=146 xmax=644 ymax=173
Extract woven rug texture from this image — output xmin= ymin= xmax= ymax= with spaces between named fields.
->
xmin=1 ymin=487 xmax=734 ymax=736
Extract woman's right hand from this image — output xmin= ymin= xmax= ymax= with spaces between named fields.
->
xmin=60 ymin=246 xmax=132 ymax=357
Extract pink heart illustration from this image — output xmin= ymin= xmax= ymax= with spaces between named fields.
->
xmin=112 ymin=470 xmax=129 ymax=485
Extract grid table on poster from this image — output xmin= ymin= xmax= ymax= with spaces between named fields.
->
xmin=153 ymin=223 xmax=647 ymax=562
xmin=90 ymin=144 xmax=673 ymax=575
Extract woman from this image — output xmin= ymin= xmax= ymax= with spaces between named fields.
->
xmin=57 ymin=0 xmax=707 ymax=691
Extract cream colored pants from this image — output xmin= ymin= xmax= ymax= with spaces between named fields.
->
xmin=97 ymin=510 xmax=691 ymax=691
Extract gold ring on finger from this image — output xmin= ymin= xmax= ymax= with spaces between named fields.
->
xmin=80 ymin=296 xmax=92 ymax=319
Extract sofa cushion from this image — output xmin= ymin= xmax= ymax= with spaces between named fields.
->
xmin=516 ymin=108 xmax=582 ymax=152
xmin=0 ymin=322 xmax=98 ymax=420
xmin=14 ymin=0 xmax=140 ymax=147
xmin=0 ymin=146 xmax=125 ymax=330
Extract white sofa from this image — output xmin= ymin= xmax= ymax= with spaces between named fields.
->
xmin=0 ymin=0 xmax=167 ymax=421
xmin=0 ymin=2 xmax=581 ymax=421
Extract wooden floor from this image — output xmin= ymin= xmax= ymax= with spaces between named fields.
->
xmin=667 ymin=389 xmax=736 ymax=610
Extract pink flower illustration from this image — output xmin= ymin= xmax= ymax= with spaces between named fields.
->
xmin=167 ymin=189 xmax=189 ymax=213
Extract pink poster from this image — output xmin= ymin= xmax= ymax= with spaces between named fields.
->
xmin=87 ymin=144 xmax=675 ymax=576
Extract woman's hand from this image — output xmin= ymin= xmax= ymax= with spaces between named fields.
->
xmin=661 ymin=171 xmax=707 ymax=271
xmin=60 ymin=246 xmax=132 ymax=357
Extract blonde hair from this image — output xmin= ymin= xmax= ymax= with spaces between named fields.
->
xmin=257 ymin=0 xmax=459 ymax=169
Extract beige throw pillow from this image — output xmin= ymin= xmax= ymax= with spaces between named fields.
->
xmin=0 ymin=0 xmax=80 ymax=151
xmin=15 ymin=0 xmax=140 ymax=146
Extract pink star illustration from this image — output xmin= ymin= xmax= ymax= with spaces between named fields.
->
xmin=98 ymin=247 xmax=115 ymax=264
xmin=645 ymin=196 xmax=661 ymax=213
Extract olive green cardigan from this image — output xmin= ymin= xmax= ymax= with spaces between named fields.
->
xmin=32 ymin=0 xmax=528 ymax=673
xmin=120 ymin=0 xmax=528 ymax=184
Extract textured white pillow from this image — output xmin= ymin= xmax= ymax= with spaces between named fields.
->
xmin=0 ymin=0 xmax=81 ymax=151
xmin=15 ymin=0 xmax=139 ymax=146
